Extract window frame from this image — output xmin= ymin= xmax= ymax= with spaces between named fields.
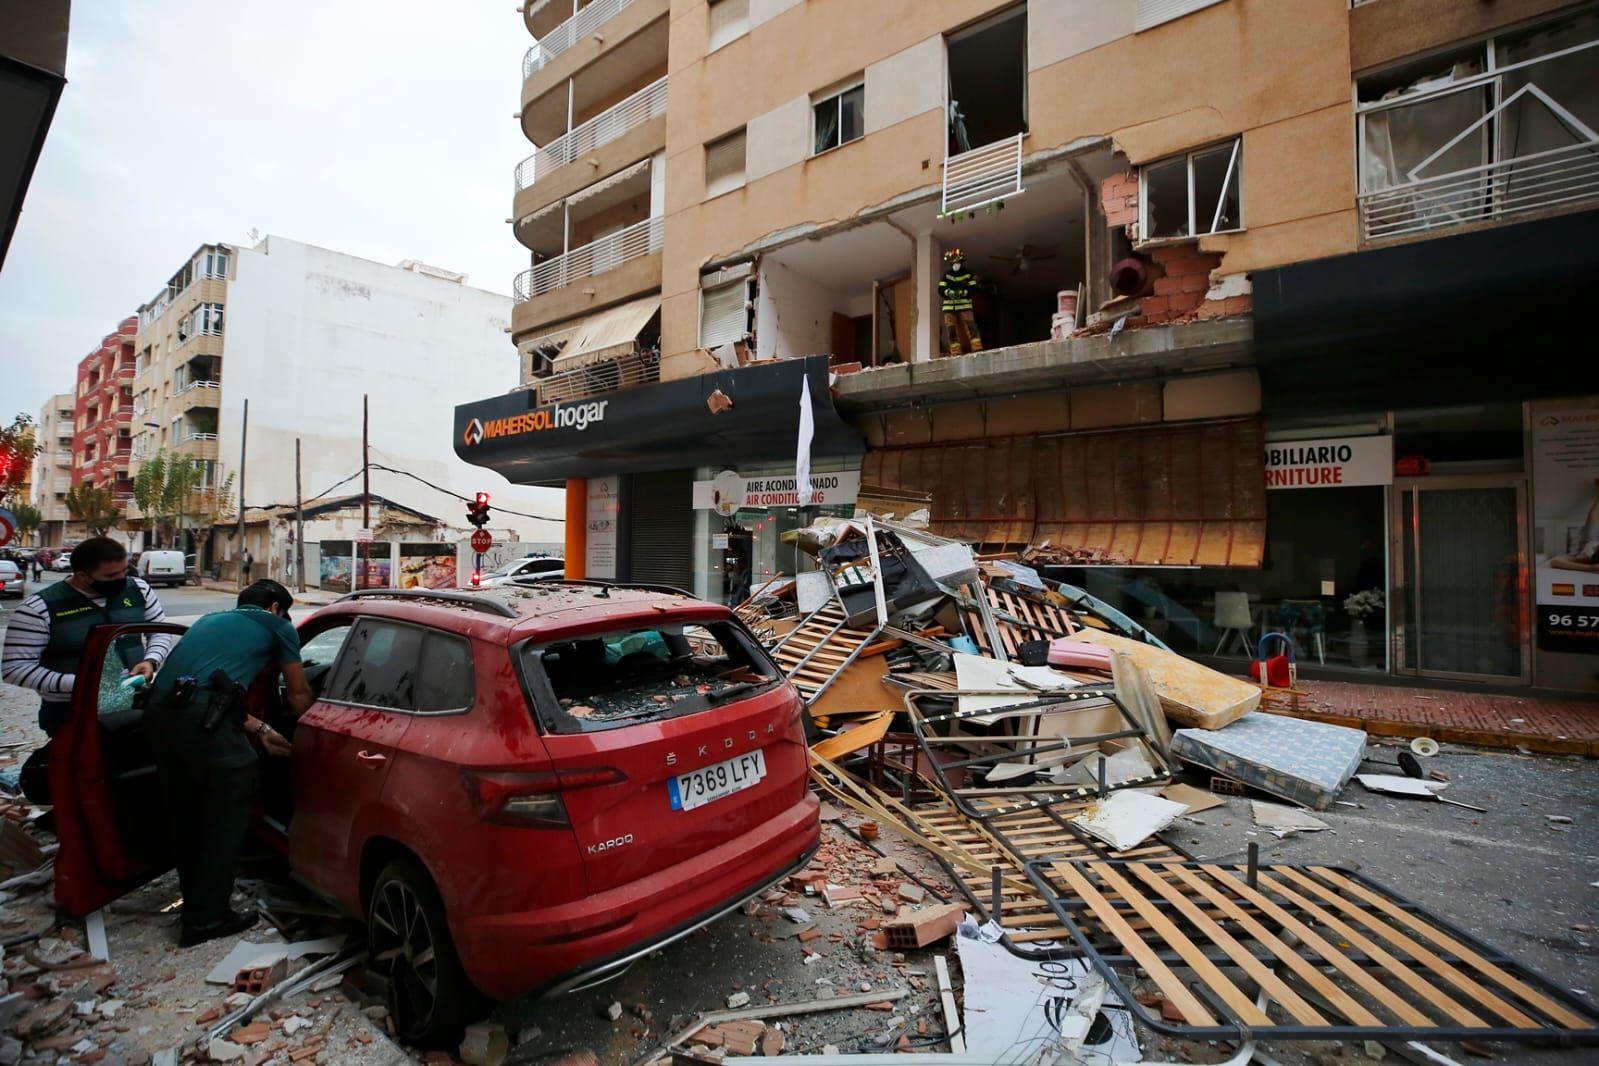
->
xmin=811 ymin=81 xmax=865 ymax=157
xmin=706 ymin=0 xmax=750 ymax=53
xmin=1137 ymin=137 xmax=1243 ymax=245
xmin=318 ymin=617 xmax=478 ymax=718
xmin=703 ymin=126 xmax=748 ymax=199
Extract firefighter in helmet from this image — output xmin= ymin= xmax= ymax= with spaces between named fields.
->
xmin=938 ymin=248 xmax=983 ymax=356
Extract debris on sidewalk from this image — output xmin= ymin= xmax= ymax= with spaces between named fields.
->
xmin=1251 ymin=799 xmax=1330 ymax=838
xmin=1170 ymin=711 xmax=1367 ymax=809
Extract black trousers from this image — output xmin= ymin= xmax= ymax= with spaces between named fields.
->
xmin=149 ymin=727 xmax=257 ymax=929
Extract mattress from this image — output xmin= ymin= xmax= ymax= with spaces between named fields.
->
xmin=1170 ymin=712 xmax=1367 ymax=809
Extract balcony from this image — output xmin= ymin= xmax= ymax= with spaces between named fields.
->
xmin=178 ymin=380 xmax=222 ymax=409
xmin=1357 ymin=30 xmax=1599 ymax=242
xmin=515 ymin=215 xmax=662 ymax=302
xmin=512 ymin=216 xmax=662 ymax=339
xmin=523 ymin=0 xmax=636 ymax=78
xmin=511 ymin=75 xmax=661 ymax=199
xmin=520 ymin=0 xmax=668 ymax=145
xmin=534 ymin=347 xmax=659 ymax=404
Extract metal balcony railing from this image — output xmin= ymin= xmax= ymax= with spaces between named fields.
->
xmin=524 ymin=0 xmax=636 ymax=78
xmin=514 ymin=215 xmax=663 ymax=302
xmin=536 ymin=347 xmax=660 ymax=404
xmin=178 ymin=379 xmax=221 ymax=395
xmin=1356 ymin=36 xmax=1599 ymax=242
xmin=1360 ymin=142 xmax=1599 ymax=240
xmin=516 ymin=76 xmax=666 ymax=191
xmin=182 ymin=431 xmax=219 ymax=442
xmin=942 ymin=133 xmax=1025 ymax=217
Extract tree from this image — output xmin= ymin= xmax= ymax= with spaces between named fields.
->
xmin=64 ymin=484 xmax=122 ymax=537
xmin=11 ymin=502 xmax=41 ymax=545
xmin=0 ymin=414 xmax=36 ymax=503
xmin=132 ymin=452 xmax=206 ymax=548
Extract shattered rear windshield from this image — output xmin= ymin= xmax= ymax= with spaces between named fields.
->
xmin=517 ymin=621 xmax=782 ymax=733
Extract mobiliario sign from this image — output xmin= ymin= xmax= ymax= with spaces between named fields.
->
xmin=1264 ymin=435 xmax=1392 ymax=489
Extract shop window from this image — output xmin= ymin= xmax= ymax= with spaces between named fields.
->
xmin=812 ymin=81 xmax=864 ymax=156
xmin=1140 ymin=139 xmax=1242 ymax=242
xmin=700 ymin=278 xmax=751 ymax=350
xmin=707 ymin=0 xmax=749 ymax=52
xmin=1136 ymin=0 xmax=1226 ymax=32
xmin=704 ymin=127 xmax=747 ymax=198
xmin=945 ymin=5 xmax=1026 ymax=154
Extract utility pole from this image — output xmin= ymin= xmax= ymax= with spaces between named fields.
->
xmin=236 ymin=398 xmax=248 ymax=587
xmin=362 ymin=394 xmax=371 ymax=587
xmin=295 ymin=437 xmax=306 ymax=593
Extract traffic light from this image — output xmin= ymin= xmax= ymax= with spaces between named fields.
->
xmin=466 ymin=491 xmax=491 ymax=528
xmin=470 ymin=567 xmax=482 ymax=588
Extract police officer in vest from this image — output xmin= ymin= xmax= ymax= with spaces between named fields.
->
xmin=1 ymin=537 xmax=174 ymax=737
xmin=145 ymin=579 xmax=312 ymax=946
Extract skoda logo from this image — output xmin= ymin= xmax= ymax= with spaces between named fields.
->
xmin=462 ymin=418 xmax=485 ymax=447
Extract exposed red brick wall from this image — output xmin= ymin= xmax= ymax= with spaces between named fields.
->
xmin=1080 ymin=241 xmax=1251 ymax=335
xmin=1098 ymin=170 xmax=1138 ymax=229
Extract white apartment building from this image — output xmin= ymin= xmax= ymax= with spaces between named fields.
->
xmin=31 ymin=392 xmax=76 ymax=545
xmin=130 ymin=236 xmax=562 ymax=567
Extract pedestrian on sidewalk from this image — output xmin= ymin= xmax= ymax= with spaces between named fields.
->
xmin=0 ymin=536 xmax=174 ymax=737
xmin=145 ymin=578 xmax=312 ymax=947
xmin=240 ymin=549 xmax=254 ymax=586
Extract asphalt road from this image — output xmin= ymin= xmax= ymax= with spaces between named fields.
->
xmin=0 ymin=571 xmax=268 ymax=629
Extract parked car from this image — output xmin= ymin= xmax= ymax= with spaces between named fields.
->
xmin=49 ymin=581 xmax=818 ymax=1045
xmin=0 ymin=560 xmax=23 ymax=598
xmin=135 ymin=550 xmax=187 ymax=588
xmin=50 ymin=554 xmax=74 ymax=572
xmin=476 ymin=556 xmax=564 ymax=588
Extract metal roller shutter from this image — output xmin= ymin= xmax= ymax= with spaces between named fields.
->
xmin=626 ymin=470 xmax=695 ymax=590
xmin=699 ymin=278 xmax=750 ymax=349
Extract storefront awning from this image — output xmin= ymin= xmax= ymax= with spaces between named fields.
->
xmin=551 ymin=296 xmax=660 ymax=372
xmin=862 ymin=418 xmax=1267 ymax=567
xmin=454 ymin=355 xmax=863 ymax=485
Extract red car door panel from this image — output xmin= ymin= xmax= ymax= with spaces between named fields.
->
xmin=52 ymin=623 xmax=187 ymax=917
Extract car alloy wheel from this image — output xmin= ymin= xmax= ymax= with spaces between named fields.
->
xmin=366 ymin=860 xmax=480 ymax=1047
xmin=370 ymin=878 xmax=439 ymax=1034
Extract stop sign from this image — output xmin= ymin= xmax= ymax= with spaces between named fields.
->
xmin=471 ymin=529 xmax=492 ymax=553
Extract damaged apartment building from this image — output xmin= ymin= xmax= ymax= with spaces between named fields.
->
xmin=458 ymin=0 xmax=1599 ymax=695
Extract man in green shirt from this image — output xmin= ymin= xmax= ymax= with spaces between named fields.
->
xmin=147 ymin=579 xmax=313 ymax=947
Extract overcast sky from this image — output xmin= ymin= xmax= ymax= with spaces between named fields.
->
xmin=1 ymin=1 xmax=531 ymax=422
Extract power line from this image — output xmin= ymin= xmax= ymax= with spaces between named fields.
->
xmin=366 ymin=463 xmax=563 ymax=522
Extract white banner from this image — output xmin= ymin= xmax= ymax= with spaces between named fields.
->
xmin=1264 ymin=435 xmax=1392 ymax=490
xmin=692 ymin=470 xmax=860 ymax=515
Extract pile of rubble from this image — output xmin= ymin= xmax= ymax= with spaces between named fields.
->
xmin=727 ymin=517 xmax=1599 ymax=1061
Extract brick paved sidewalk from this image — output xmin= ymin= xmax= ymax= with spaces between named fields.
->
xmin=1267 ymin=679 xmax=1599 ymax=756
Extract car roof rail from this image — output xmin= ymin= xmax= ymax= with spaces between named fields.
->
xmin=505 ymin=577 xmax=696 ymax=598
xmin=336 ymin=588 xmax=520 ymax=619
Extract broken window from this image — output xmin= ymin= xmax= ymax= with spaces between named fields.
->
xmin=706 ymin=0 xmax=749 ymax=52
xmin=520 ymin=623 xmax=779 ymax=734
xmin=945 ymin=5 xmax=1026 ymax=154
xmin=1356 ymin=7 xmax=1599 ymax=239
xmin=812 ymin=82 xmax=864 ymax=155
xmin=1140 ymin=138 xmax=1242 ymax=241
xmin=704 ymin=127 xmax=747 ymax=198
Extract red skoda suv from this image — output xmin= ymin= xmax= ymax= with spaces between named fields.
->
xmin=50 ymin=581 xmax=820 ymax=1044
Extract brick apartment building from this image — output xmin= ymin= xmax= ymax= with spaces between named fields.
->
xmin=72 ymin=318 xmax=138 ymax=509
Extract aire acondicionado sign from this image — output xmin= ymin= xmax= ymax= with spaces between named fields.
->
xmin=1263 ymin=435 xmax=1393 ymax=489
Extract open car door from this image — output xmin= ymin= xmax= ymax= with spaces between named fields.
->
xmin=51 ymin=622 xmax=186 ymax=917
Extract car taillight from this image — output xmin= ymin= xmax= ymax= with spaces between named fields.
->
xmin=463 ymin=767 xmax=626 ymax=828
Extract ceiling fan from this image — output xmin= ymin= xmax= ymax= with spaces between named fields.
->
xmin=988 ymin=243 xmax=1057 ymax=274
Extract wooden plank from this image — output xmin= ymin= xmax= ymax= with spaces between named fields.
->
xmin=1053 ymin=863 xmax=1218 ymax=1026
xmin=1159 ymin=864 xmax=1381 ymax=1027
xmin=1242 ymin=868 xmax=1485 ymax=1028
xmin=1124 ymin=864 xmax=1327 ymax=1026
xmin=1085 ymin=863 xmax=1271 ymax=1027
xmin=1273 ymin=868 xmax=1536 ymax=1029
xmin=1195 ymin=864 xmax=1434 ymax=1028
xmin=1307 ymin=866 xmax=1594 ymax=1029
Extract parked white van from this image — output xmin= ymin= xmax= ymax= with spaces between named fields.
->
xmin=136 ymin=550 xmax=187 ymax=588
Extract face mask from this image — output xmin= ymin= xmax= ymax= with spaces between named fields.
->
xmin=91 ymin=577 xmax=126 ymax=597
